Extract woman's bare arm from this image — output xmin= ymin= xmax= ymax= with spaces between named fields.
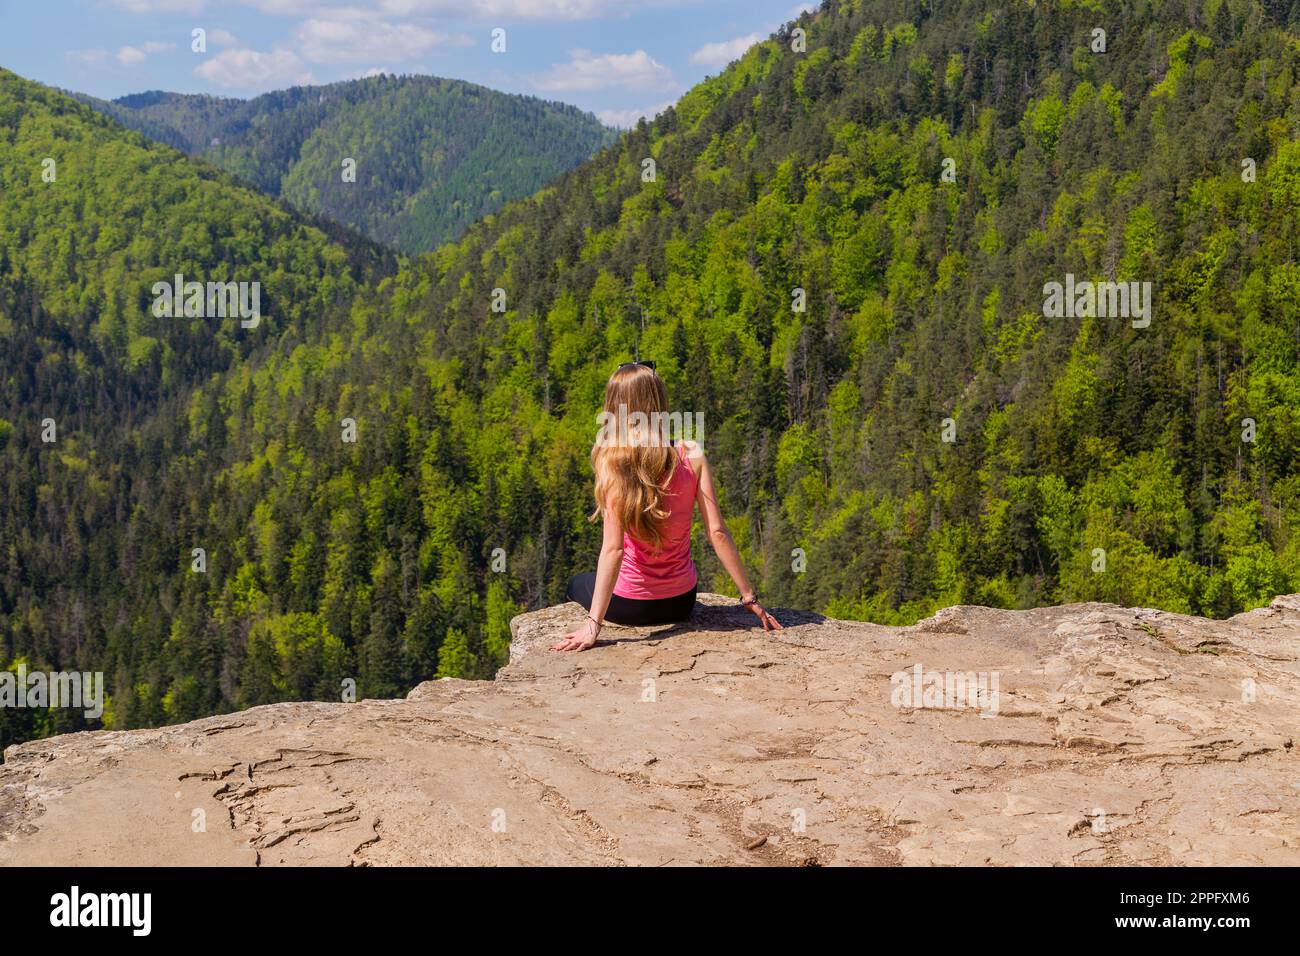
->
xmin=688 ymin=442 xmax=782 ymax=631
xmin=552 ymin=505 xmax=625 ymax=651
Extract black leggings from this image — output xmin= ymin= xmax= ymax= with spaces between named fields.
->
xmin=566 ymin=572 xmax=697 ymax=627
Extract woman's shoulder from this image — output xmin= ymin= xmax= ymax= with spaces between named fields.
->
xmin=677 ymin=439 xmax=706 ymax=473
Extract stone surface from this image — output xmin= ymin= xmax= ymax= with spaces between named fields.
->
xmin=1 ymin=593 xmax=1296 ymax=866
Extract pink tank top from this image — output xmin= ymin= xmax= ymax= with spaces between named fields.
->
xmin=614 ymin=441 xmax=699 ymax=600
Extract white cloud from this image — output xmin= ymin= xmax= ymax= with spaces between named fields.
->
xmin=65 ymin=49 xmax=110 ymax=64
xmin=194 ymin=47 xmax=314 ymax=90
xmin=66 ymin=41 xmax=176 ymax=67
xmin=292 ymin=15 xmax=472 ymax=63
xmin=597 ymin=99 xmax=674 ymax=128
xmin=110 ymin=0 xmax=646 ymax=17
xmin=533 ymin=48 xmax=675 ymax=93
xmin=239 ymin=0 xmax=354 ymax=12
xmin=376 ymin=0 xmax=641 ymax=19
xmin=110 ymin=0 xmax=336 ymax=11
xmin=209 ymin=29 xmax=240 ymax=47
xmin=688 ymin=33 xmax=760 ymax=69
xmin=110 ymin=0 xmax=205 ymax=11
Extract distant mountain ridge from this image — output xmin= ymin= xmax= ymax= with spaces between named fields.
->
xmin=77 ymin=75 xmax=619 ymax=253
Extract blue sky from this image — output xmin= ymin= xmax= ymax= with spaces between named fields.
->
xmin=1 ymin=0 xmax=816 ymax=127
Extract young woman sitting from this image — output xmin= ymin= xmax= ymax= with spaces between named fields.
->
xmin=554 ymin=361 xmax=782 ymax=652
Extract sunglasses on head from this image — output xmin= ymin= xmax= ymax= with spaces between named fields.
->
xmin=617 ymin=360 xmax=656 ymax=372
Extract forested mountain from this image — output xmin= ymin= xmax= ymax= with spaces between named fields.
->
xmin=77 ymin=76 xmax=618 ymax=253
xmin=0 ymin=69 xmax=394 ymax=746
xmin=5 ymin=0 xmax=1300 ymax=751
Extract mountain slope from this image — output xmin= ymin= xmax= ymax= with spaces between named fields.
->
xmin=256 ymin=0 xmax=1298 ymax=631
xmin=0 ymin=68 xmax=392 ymax=748
xmin=1 ymin=71 xmax=391 ymax=402
xmin=80 ymin=76 xmax=618 ymax=253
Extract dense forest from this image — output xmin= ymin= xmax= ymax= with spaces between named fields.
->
xmin=3 ymin=0 xmax=1300 ymax=751
xmin=77 ymin=75 xmax=618 ymax=253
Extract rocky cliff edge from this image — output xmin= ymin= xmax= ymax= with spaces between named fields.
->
xmin=1 ymin=593 xmax=1296 ymax=866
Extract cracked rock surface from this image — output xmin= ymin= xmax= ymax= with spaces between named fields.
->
xmin=1 ymin=593 xmax=1296 ymax=866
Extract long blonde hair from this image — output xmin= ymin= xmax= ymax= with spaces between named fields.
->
xmin=591 ymin=364 xmax=679 ymax=549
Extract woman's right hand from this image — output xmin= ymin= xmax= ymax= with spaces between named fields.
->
xmin=743 ymin=595 xmax=783 ymax=631
xmin=552 ymin=619 xmax=600 ymax=651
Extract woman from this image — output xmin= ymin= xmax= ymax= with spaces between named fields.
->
xmin=553 ymin=361 xmax=782 ymax=652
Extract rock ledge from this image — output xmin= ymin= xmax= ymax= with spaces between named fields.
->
xmin=1 ymin=593 xmax=1296 ymax=866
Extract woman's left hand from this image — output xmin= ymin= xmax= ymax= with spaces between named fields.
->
xmin=552 ymin=621 xmax=599 ymax=652
xmin=745 ymin=598 xmax=783 ymax=631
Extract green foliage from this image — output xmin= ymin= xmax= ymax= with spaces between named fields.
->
xmin=1026 ymin=94 xmax=1066 ymax=155
xmin=435 ymin=628 xmax=476 ymax=679
xmin=1152 ymin=30 xmax=1213 ymax=98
